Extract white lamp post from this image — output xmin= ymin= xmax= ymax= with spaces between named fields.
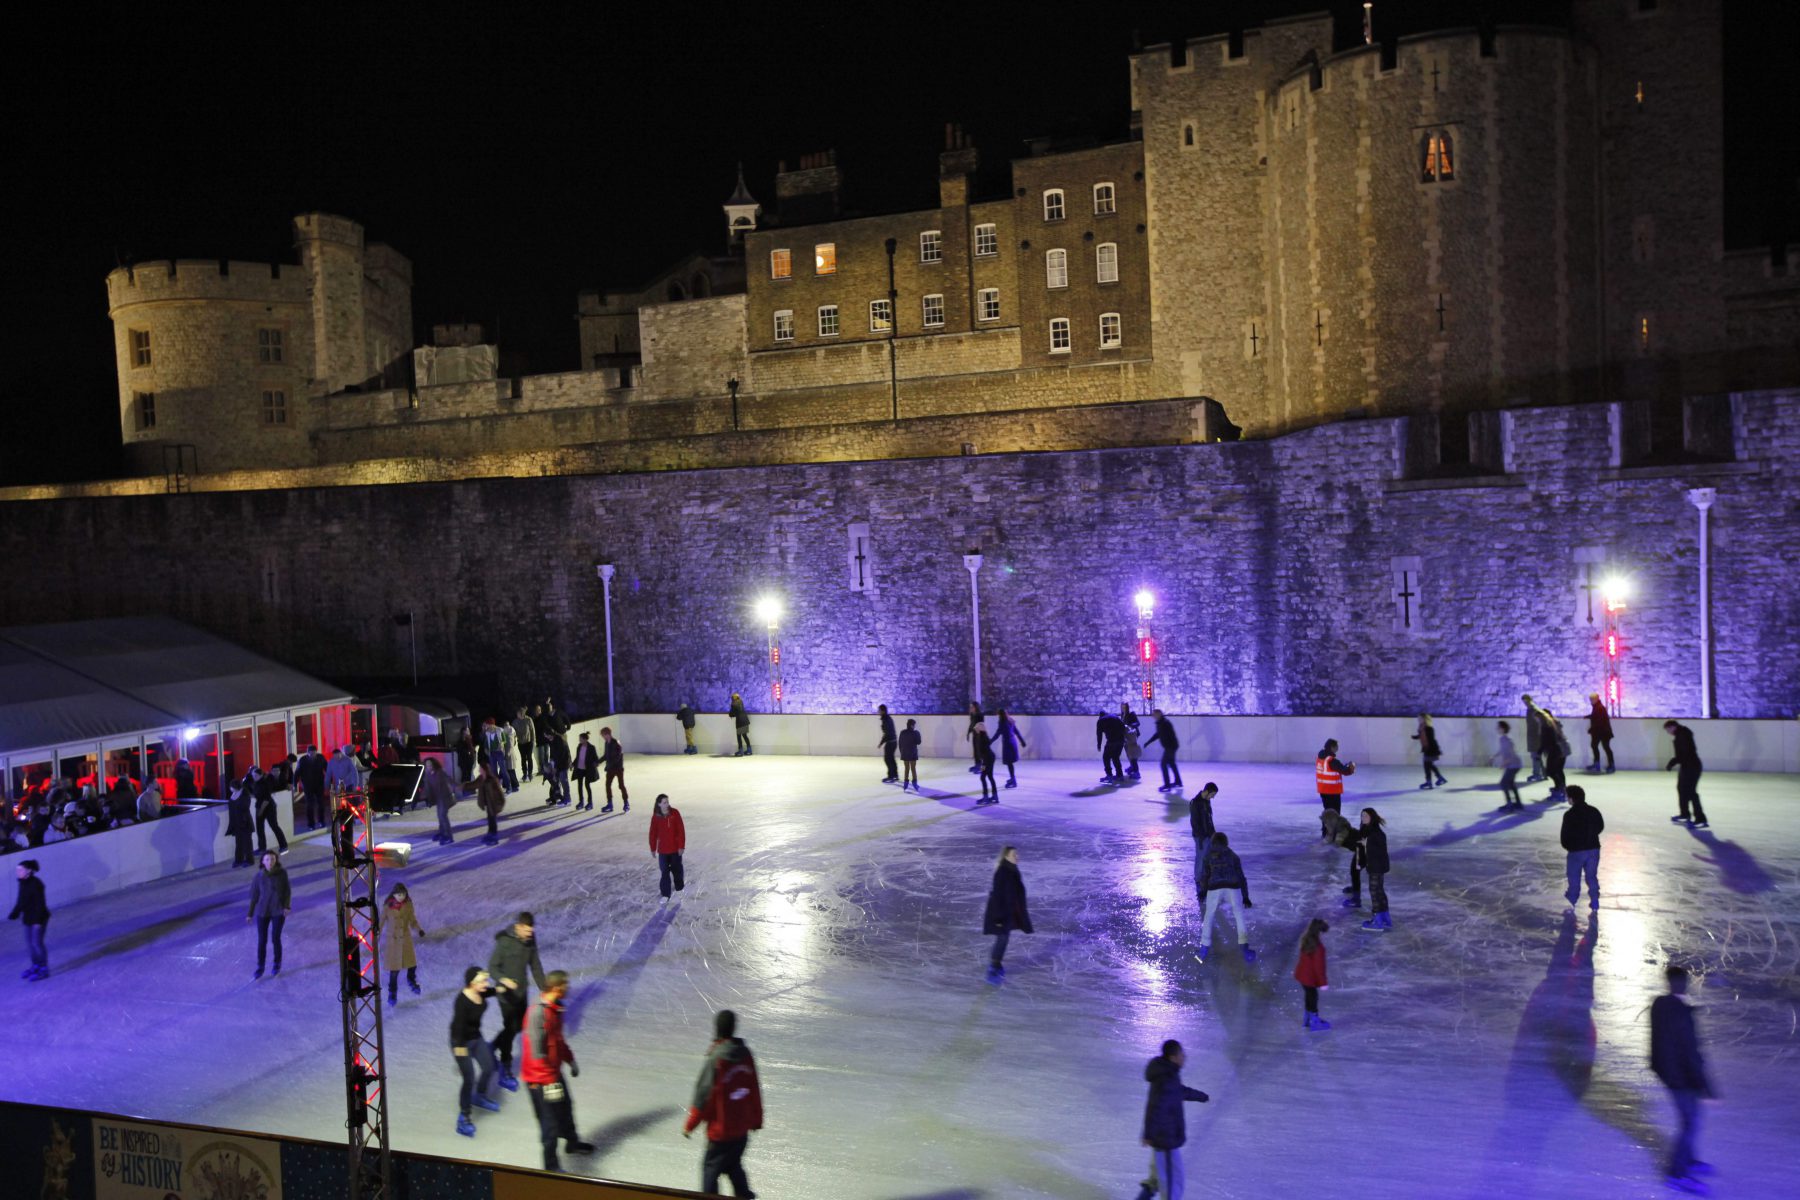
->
xmin=1686 ymin=488 xmax=1715 ymax=718
xmin=1135 ymin=589 xmax=1157 ymax=707
xmin=964 ymin=554 xmax=984 ymax=706
xmin=755 ymin=595 xmax=784 ymax=713
xmin=596 ymin=564 xmax=616 ymax=715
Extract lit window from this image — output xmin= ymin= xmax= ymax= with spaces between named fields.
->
xmin=1099 ymin=312 xmax=1122 ymax=348
xmin=770 ymin=249 xmax=792 ymax=280
xmin=1043 ymin=189 xmax=1065 ymax=221
xmin=133 ymin=392 xmax=156 ymax=430
xmin=1637 ymin=314 xmax=1652 ymax=355
xmin=261 ymin=389 xmax=287 ymax=425
xmin=818 ymin=305 xmax=839 ymax=337
xmin=1045 ymin=249 xmax=1068 ymax=289
xmin=1096 ymin=243 xmax=1118 ymax=284
xmin=1093 ymin=183 xmax=1116 ymax=215
xmin=257 ymin=327 xmax=284 ymax=364
xmin=974 ymin=223 xmax=998 ymax=256
xmin=1049 ymin=318 xmax=1071 ymax=354
xmin=814 ymin=243 xmax=836 ymax=274
xmin=978 ymin=288 xmax=1000 ymax=322
xmin=869 ymin=299 xmax=893 ymax=332
xmin=131 ymin=329 xmax=151 ymax=367
xmin=1420 ymin=130 xmax=1454 ymax=182
xmin=920 ymin=230 xmax=942 ymax=263
xmin=774 ymin=310 xmax=795 ymax=341
xmin=922 ymin=294 xmax=945 ymax=328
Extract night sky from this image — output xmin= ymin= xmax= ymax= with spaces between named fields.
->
xmin=4 ymin=1 xmax=1792 ymax=485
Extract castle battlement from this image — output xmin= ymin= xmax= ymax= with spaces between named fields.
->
xmin=292 ymin=211 xmax=364 ymax=249
xmin=106 ymin=259 xmax=309 ymax=310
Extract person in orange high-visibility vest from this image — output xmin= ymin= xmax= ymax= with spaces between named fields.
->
xmin=1316 ymin=739 xmax=1356 ymax=840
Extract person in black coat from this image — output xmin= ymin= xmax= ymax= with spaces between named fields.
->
xmin=1134 ymin=1039 xmax=1210 ymax=1200
xmin=1650 ymin=965 xmax=1716 ymax=1186
xmin=10 ymin=859 xmax=50 ymax=981
xmin=971 ymin=727 xmax=999 ymax=805
xmin=1196 ymin=832 xmax=1254 ymax=963
xmin=676 ymin=701 xmax=698 ymax=755
xmin=252 ymin=766 xmax=288 ymax=856
xmin=1559 ymin=785 xmax=1604 ymax=911
xmin=1585 ymin=694 xmax=1615 ymax=772
xmin=981 ymin=846 xmax=1032 ymax=983
xmin=226 ymin=774 xmax=256 ymax=867
xmin=174 ymin=758 xmax=198 ymax=800
xmin=246 ymin=851 xmax=291 ymax=979
xmin=295 ymin=744 xmax=328 ymax=830
xmin=876 ymin=705 xmax=899 ymax=784
xmin=1663 ymin=721 xmax=1708 ymax=827
xmin=1145 ymin=709 xmax=1183 ymax=792
xmin=1096 ymin=711 xmax=1126 ymax=782
xmin=1358 ymin=808 xmax=1392 ymax=931
xmin=1412 ymin=713 xmax=1448 ymax=789
xmin=1188 ymin=782 xmax=1217 ymax=848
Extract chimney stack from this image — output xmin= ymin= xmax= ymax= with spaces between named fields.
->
xmin=939 ymin=124 xmax=979 ymax=209
xmin=775 ymin=150 xmax=843 ymax=223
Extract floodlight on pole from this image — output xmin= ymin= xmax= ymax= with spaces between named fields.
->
xmin=755 ymin=595 xmax=784 ymax=712
xmin=1134 ymin=588 xmax=1157 ymax=706
xmin=1600 ymin=573 xmax=1630 ymax=717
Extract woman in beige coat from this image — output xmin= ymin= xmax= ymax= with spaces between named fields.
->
xmin=381 ymin=882 xmax=426 ymax=1007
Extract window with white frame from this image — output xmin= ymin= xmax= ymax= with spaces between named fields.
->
xmin=1043 ymin=189 xmax=1065 ymax=221
xmin=1096 ymin=242 xmax=1119 ymax=284
xmin=974 ymin=223 xmax=998 ymax=256
xmin=774 ymin=310 xmax=795 ymax=341
xmin=922 ymin=294 xmax=945 ymax=328
xmin=1093 ymin=182 xmax=1116 ymax=215
xmin=1048 ymin=318 xmax=1071 ymax=353
xmin=1045 ymin=249 xmax=1069 ymax=289
xmin=869 ymin=298 xmax=893 ymax=332
xmin=261 ymin=389 xmax=287 ymax=425
xmin=770 ymin=248 xmax=792 ymax=279
xmin=1099 ymin=312 xmax=1122 ymax=348
xmin=817 ymin=304 xmax=839 ymax=337
xmin=814 ymin=243 xmax=836 ymax=274
xmin=977 ymin=288 xmax=1000 ymax=322
xmin=919 ymin=230 xmax=942 ymax=263
xmin=257 ymin=327 xmax=284 ymax=364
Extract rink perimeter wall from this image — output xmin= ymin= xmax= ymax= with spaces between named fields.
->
xmin=1 ymin=1098 xmax=704 ymax=1200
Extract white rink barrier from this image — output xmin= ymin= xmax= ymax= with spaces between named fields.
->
xmin=579 ymin=713 xmax=1800 ymax=776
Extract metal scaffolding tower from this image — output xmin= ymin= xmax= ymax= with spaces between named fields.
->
xmin=332 ymin=787 xmax=391 ymax=1200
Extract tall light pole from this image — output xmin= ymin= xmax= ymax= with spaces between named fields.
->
xmin=1600 ymin=575 xmax=1629 ymax=717
xmin=1134 ymin=589 xmax=1157 ymax=708
xmin=963 ymin=554 xmax=984 ymax=706
xmin=596 ymin=564 xmax=617 ymax=715
xmin=1686 ymin=488 xmax=1715 ymax=718
xmin=755 ymin=595 xmax=784 ymax=713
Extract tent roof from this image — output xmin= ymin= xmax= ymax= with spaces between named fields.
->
xmin=0 ymin=616 xmax=351 ymax=756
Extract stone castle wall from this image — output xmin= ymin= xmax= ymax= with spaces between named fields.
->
xmin=2 ymin=392 xmax=1792 ymax=724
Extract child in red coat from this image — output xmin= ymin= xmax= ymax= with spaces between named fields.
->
xmin=1294 ymin=918 xmax=1330 ymax=1031
xmin=649 ymin=794 xmax=687 ymax=904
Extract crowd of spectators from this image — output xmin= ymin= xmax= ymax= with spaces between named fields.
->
xmin=3 ymin=772 xmax=173 ymax=851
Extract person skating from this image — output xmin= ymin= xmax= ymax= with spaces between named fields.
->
xmin=488 ymin=912 xmax=549 ymax=1090
xmin=226 ymin=771 xmax=256 ymax=867
xmin=996 ymin=709 xmax=1027 ymax=789
xmin=1493 ymin=721 xmax=1524 ymax=809
xmin=1315 ymin=739 xmax=1355 ymax=837
xmin=522 ymin=970 xmax=595 ymax=1172
xmin=599 ymin=727 xmax=628 ymax=812
xmin=476 ymin=761 xmax=505 ymax=846
xmin=295 ymin=743 xmax=328 ymax=830
xmin=1586 ymin=693 xmax=1616 ymax=772
xmin=1541 ymin=707 xmax=1571 ymax=803
xmin=1413 ymin=713 xmax=1448 ymax=789
xmin=1133 ymin=1039 xmax=1210 ymax=1200
xmin=676 ymin=701 xmax=699 ymax=754
xmin=965 ymin=702 xmax=985 ymax=775
xmin=382 ymin=882 xmax=426 ymax=1007
xmin=730 ymin=693 xmax=752 ymax=756
xmin=423 ymin=757 xmax=457 ymax=844
xmin=682 ymin=1009 xmax=764 ymax=1199
xmin=1651 ymin=965 xmax=1717 ymax=1193
xmin=1322 ymin=808 xmax=1364 ymax=908
xmin=1560 ymin=785 xmax=1604 ymax=912
xmin=571 ymin=732 xmax=599 ymax=810
xmin=1294 ymin=918 xmax=1331 ymax=1031
xmin=247 ymin=850 xmax=291 ymax=979
xmin=10 ymin=860 xmax=49 ymax=981
xmin=451 ymin=965 xmax=502 ymax=1137
xmin=982 ymin=846 xmax=1032 ymax=983
xmin=547 ymin=730 xmax=573 ymax=807
xmin=1096 ymin=710 xmax=1127 ymax=782
xmin=1357 ymin=809 xmax=1392 ymax=931
xmin=1145 ymin=709 xmax=1183 ymax=792
xmin=971 ymin=725 xmax=999 ymax=804
xmin=1522 ymin=694 xmax=1549 ymax=782
xmin=1187 ymin=782 xmax=1217 ymax=849
xmin=1195 ymin=832 xmax=1254 ymax=963
xmin=1664 ymin=721 xmax=1708 ymax=828
xmin=875 ymin=704 xmax=899 ymax=783
xmin=512 ymin=706 xmax=536 ymax=782
xmin=649 ymin=794 xmax=686 ymax=904
xmin=1121 ymin=703 xmax=1143 ymax=780
xmin=897 ymin=719 xmax=922 ymax=791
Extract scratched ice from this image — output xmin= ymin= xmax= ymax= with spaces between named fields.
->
xmin=7 ymin=755 xmax=1798 ymax=1198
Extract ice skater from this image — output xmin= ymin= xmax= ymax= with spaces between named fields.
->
xmin=682 ymin=1009 xmax=765 ymax=1198
xmin=730 ymin=693 xmax=752 ymax=756
xmin=1097 ymin=709 xmax=1127 ymax=782
xmin=488 ymin=912 xmax=548 ymax=1090
xmin=1664 ymin=720 xmax=1708 ymax=828
xmin=1134 ymin=1039 xmax=1210 ymax=1200
xmin=10 ymin=860 xmax=49 ymax=982
xmin=513 ymin=706 xmax=536 ymax=781
xmin=1315 ymin=738 xmax=1354 ymax=834
xmin=1492 ymin=720 xmax=1524 ymax=809
xmin=898 ymin=719 xmax=922 ymax=791
xmin=877 ymin=704 xmax=899 ymax=783
xmin=571 ymin=731 xmax=598 ymax=810
xmin=965 ymin=701 xmax=985 ymax=774
xmin=1146 ymin=709 xmax=1183 ymax=792
xmin=1187 ymin=782 xmax=1217 ymax=849
xmin=676 ymin=700 xmax=699 ymax=754
xmin=982 ymin=845 xmax=1033 ymax=983
xmin=451 ymin=965 xmax=502 ymax=1137
xmin=600 ymin=727 xmax=628 ymax=812
xmin=1413 ymin=713 xmax=1448 ymax=789
xmin=226 ymin=771 xmax=255 ymax=867
xmin=1560 ymin=785 xmax=1603 ymax=912
xmin=1650 ymin=965 xmax=1716 ymax=1193
xmin=1522 ymin=694 xmax=1549 ymax=782
xmin=295 ymin=743 xmax=327 ymax=830
xmin=1294 ymin=918 xmax=1331 ymax=1031
xmin=1195 ymin=831 xmax=1254 ymax=963
xmin=1322 ymin=807 xmax=1363 ymax=908
xmin=424 ymin=757 xmax=457 ymax=844
xmin=522 ymin=969 xmax=594 ymax=1172
xmin=1357 ymin=809 xmax=1392 ymax=932
xmin=971 ymin=724 xmax=999 ymax=804
xmin=1121 ymin=702 xmax=1143 ymax=780
xmin=547 ymin=730 xmax=573 ymax=807
xmin=247 ymin=850 xmax=290 ymax=979
xmin=1541 ymin=707 xmax=1571 ymax=803
xmin=382 ymin=882 xmax=426 ymax=1007
xmin=251 ymin=766 xmax=287 ymax=854
xmin=476 ymin=760 xmax=505 ymax=845
xmin=996 ymin=708 xmax=1026 ymax=789
xmin=1586 ymin=693 xmax=1616 ymax=772
xmin=649 ymin=794 xmax=686 ymax=904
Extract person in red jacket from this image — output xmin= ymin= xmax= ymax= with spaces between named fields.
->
xmin=1294 ymin=918 xmax=1331 ymax=1031
xmin=649 ymin=794 xmax=687 ymax=904
xmin=520 ymin=970 xmax=594 ymax=1172
xmin=682 ymin=1008 xmax=764 ymax=1198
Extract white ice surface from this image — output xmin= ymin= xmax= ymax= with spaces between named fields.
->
xmin=5 ymin=754 xmax=1798 ymax=1199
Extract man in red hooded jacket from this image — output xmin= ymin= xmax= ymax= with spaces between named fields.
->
xmin=521 ymin=970 xmax=594 ymax=1172
xmin=683 ymin=1008 xmax=764 ymax=1197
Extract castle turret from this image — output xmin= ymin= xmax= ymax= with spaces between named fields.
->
xmin=723 ymin=164 xmax=761 ymax=248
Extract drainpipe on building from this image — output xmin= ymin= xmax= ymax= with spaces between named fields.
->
xmin=964 ymin=554 xmax=984 ymax=705
xmin=596 ymin=564 xmax=617 ymax=716
xmin=1685 ymin=489 xmax=1715 ymax=718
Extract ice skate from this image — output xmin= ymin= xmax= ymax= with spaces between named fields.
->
xmin=1692 ymin=819 xmax=1708 ymax=828
xmin=1241 ymin=944 xmax=1257 ymax=963
xmin=1360 ymin=914 xmax=1390 ymax=932
xmin=271 ymin=962 xmax=280 ymax=975
xmin=386 ymin=989 xmax=396 ymax=1008
xmin=600 ymin=803 xmax=613 ymax=812
xmin=456 ymin=1113 xmax=476 ymax=1137
xmin=497 ymin=1069 xmax=519 ymax=1092
xmin=1307 ymin=1014 xmax=1332 ymax=1031
xmin=1664 ymin=1175 xmax=1710 ymax=1195
xmin=1670 ymin=815 xmax=1690 ymax=823
xmin=985 ymin=965 xmax=1004 ymax=985
xmin=408 ymin=979 xmax=421 ymax=995
xmin=566 ymin=1140 xmax=596 ymax=1155
xmin=1004 ymin=779 xmax=1017 ymax=788
xmin=1341 ymin=895 xmax=1361 ymax=908
xmin=472 ymin=1094 xmax=500 ymax=1112
xmin=1419 ymin=781 xmax=1434 ymax=789
xmin=253 ymin=966 xmax=264 ymax=980
xmin=1195 ymin=943 xmax=1210 ymax=963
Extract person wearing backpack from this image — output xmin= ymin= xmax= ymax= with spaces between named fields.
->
xmin=683 ymin=1008 xmax=764 ymax=1198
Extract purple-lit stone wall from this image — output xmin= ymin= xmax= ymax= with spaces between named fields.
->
xmin=0 ymin=392 xmax=1794 ymax=720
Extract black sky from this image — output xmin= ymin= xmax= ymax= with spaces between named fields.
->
xmin=3 ymin=1 xmax=1793 ymax=486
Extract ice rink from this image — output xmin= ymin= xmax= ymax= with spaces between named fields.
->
xmin=6 ymin=752 xmax=1798 ymax=1199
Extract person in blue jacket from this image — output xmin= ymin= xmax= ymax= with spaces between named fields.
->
xmin=1134 ymin=1038 xmax=1210 ymax=1200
